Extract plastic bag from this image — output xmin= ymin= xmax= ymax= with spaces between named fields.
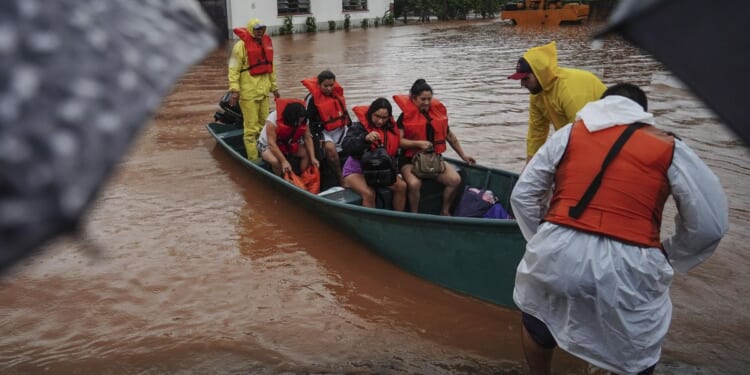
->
xmin=284 ymin=170 xmax=306 ymax=191
xmin=483 ymin=203 xmax=513 ymax=220
xmin=300 ymin=165 xmax=320 ymax=194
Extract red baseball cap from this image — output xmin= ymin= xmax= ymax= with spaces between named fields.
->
xmin=508 ymin=58 xmax=532 ymax=80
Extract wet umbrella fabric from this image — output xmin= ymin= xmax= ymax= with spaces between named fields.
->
xmin=0 ymin=0 xmax=217 ymax=272
xmin=596 ymin=0 xmax=750 ymax=146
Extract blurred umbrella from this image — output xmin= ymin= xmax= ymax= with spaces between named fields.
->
xmin=596 ymin=0 xmax=750 ymax=146
xmin=0 ymin=0 xmax=217 ymax=272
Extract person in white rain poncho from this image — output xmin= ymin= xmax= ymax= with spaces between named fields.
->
xmin=510 ymin=83 xmax=728 ymax=375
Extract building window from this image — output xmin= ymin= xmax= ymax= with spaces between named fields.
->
xmin=278 ymin=0 xmax=310 ymax=15
xmin=343 ymin=0 xmax=367 ymax=11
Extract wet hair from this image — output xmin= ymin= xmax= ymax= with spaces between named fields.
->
xmin=282 ymin=102 xmax=307 ymax=126
xmin=317 ymin=70 xmax=336 ymax=83
xmin=601 ymin=83 xmax=648 ymax=111
xmin=409 ymin=78 xmax=433 ymax=97
xmin=366 ymin=97 xmax=393 ymax=126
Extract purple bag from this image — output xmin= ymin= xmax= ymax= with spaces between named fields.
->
xmin=454 ymin=187 xmax=492 ymax=217
xmin=483 ymin=203 xmax=513 ymax=220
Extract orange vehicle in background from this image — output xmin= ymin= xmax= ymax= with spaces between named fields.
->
xmin=501 ymin=0 xmax=590 ymax=26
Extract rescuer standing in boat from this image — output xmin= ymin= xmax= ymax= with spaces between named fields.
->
xmin=227 ymin=18 xmax=280 ymax=161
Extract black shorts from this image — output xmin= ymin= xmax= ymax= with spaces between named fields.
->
xmin=521 ymin=312 xmax=557 ymax=349
xmin=397 ymin=155 xmax=411 ymax=169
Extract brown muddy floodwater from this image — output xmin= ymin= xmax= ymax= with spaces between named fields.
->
xmin=1 ymin=20 xmax=749 ymax=375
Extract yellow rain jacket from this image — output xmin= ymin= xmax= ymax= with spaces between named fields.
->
xmin=228 ymin=18 xmax=278 ymax=101
xmin=523 ymin=41 xmax=606 ymax=158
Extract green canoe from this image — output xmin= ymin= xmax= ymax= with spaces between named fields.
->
xmin=207 ymin=122 xmax=526 ymax=309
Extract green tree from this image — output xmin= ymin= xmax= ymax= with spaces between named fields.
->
xmin=417 ymin=0 xmax=433 ymax=22
xmin=396 ymin=0 xmax=504 ymax=22
xmin=476 ymin=0 xmax=501 ymax=18
xmin=280 ymin=16 xmax=294 ymax=35
xmin=393 ymin=0 xmax=408 ymax=23
xmin=305 ymin=16 xmax=317 ymax=32
xmin=395 ymin=0 xmax=434 ymax=23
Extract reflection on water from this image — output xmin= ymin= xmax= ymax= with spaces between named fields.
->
xmin=1 ymin=20 xmax=748 ymax=374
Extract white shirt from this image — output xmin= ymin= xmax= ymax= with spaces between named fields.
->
xmin=511 ymin=96 xmax=729 ymax=374
xmin=257 ymin=111 xmax=278 ymax=146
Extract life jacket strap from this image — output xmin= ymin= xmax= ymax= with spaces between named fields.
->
xmin=568 ymin=122 xmax=648 ymax=219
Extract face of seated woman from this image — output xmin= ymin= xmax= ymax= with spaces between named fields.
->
xmin=370 ymin=108 xmax=390 ymax=128
xmin=412 ymin=90 xmax=432 ymax=113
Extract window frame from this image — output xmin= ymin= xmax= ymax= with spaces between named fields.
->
xmin=342 ymin=0 xmax=368 ymax=12
xmin=277 ymin=0 xmax=311 ymax=16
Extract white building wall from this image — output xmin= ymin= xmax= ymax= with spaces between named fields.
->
xmin=227 ymin=0 xmax=393 ymax=37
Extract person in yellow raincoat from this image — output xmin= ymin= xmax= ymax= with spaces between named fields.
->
xmin=508 ymin=41 xmax=606 ymax=162
xmin=227 ymin=18 xmax=280 ymax=160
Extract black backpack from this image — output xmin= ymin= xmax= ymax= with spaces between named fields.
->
xmin=340 ymin=122 xmax=368 ymax=159
xmin=361 ymin=139 xmax=397 ymax=187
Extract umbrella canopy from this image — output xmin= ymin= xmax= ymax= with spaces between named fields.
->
xmin=0 ymin=0 xmax=217 ymax=272
xmin=596 ymin=0 xmax=750 ymax=146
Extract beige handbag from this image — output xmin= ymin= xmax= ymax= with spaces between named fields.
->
xmin=411 ymin=149 xmax=444 ymax=179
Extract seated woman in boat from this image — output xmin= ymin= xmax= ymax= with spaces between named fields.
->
xmin=393 ymin=79 xmax=476 ymax=216
xmin=302 ymin=70 xmax=351 ymax=185
xmin=340 ymin=98 xmax=407 ymax=210
xmin=258 ymin=98 xmax=319 ymax=176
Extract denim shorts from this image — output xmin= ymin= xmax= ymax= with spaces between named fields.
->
xmin=257 ymin=139 xmax=269 ymax=155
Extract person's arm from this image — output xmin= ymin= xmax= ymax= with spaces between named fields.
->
xmin=398 ymin=128 xmax=432 ymax=151
xmin=303 ymin=127 xmax=319 ymax=168
xmin=662 ymin=140 xmax=729 ymax=273
xmin=446 ymin=128 xmax=475 ymax=165
xmin=526 ymin=94 xmax=551 ymax=162
xmin=511 ymin=125 xmax=571 ymax=240
xmin=397 ymin=113 xmax=431 ymax=151
xmin=227 ymin=41 xmax=245 ymax=106
xmin=265 ymin=122 xmax=292 ymax=173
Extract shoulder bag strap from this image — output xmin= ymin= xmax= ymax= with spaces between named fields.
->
xmin=568 ymin=122 xmax=648 ymax=219
xmin=421 ymin=112 xmax=435 ymax=147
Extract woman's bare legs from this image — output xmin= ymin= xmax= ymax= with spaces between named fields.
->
xmin=343 ymin=173 xmax=376 ymax=207
xmin=389 ymin=176 xmax=407 ymax=211
xmin=435 ymin=162 xmax=462 ymax=216
xmin=400 ymin=164 xmax=422 ymax=213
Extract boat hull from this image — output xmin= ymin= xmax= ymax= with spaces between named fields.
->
xmin=207 ymin=122 xmax=526 ymax=308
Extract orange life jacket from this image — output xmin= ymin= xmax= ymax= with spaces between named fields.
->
xmin=545 ymin=120 xmax=675 ymax=248
xmin=233 ymin=28 xmax=273 ymax=75
xmin=392 ymin=95 xmax=448 ymax=158
xmin=274 ymin=98 xmax=308 ymax=155
xmin=301 ymin=77 xmax=350 ymax=131
xmin=352 ymin=105 xmax=400 ymax=157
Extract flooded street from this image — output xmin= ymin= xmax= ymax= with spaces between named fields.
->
xmin=1 ymin=20 xmax=749 ymax=374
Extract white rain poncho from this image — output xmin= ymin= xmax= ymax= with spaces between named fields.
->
xmin=511 ymin=96 xmax=729 ymax=374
